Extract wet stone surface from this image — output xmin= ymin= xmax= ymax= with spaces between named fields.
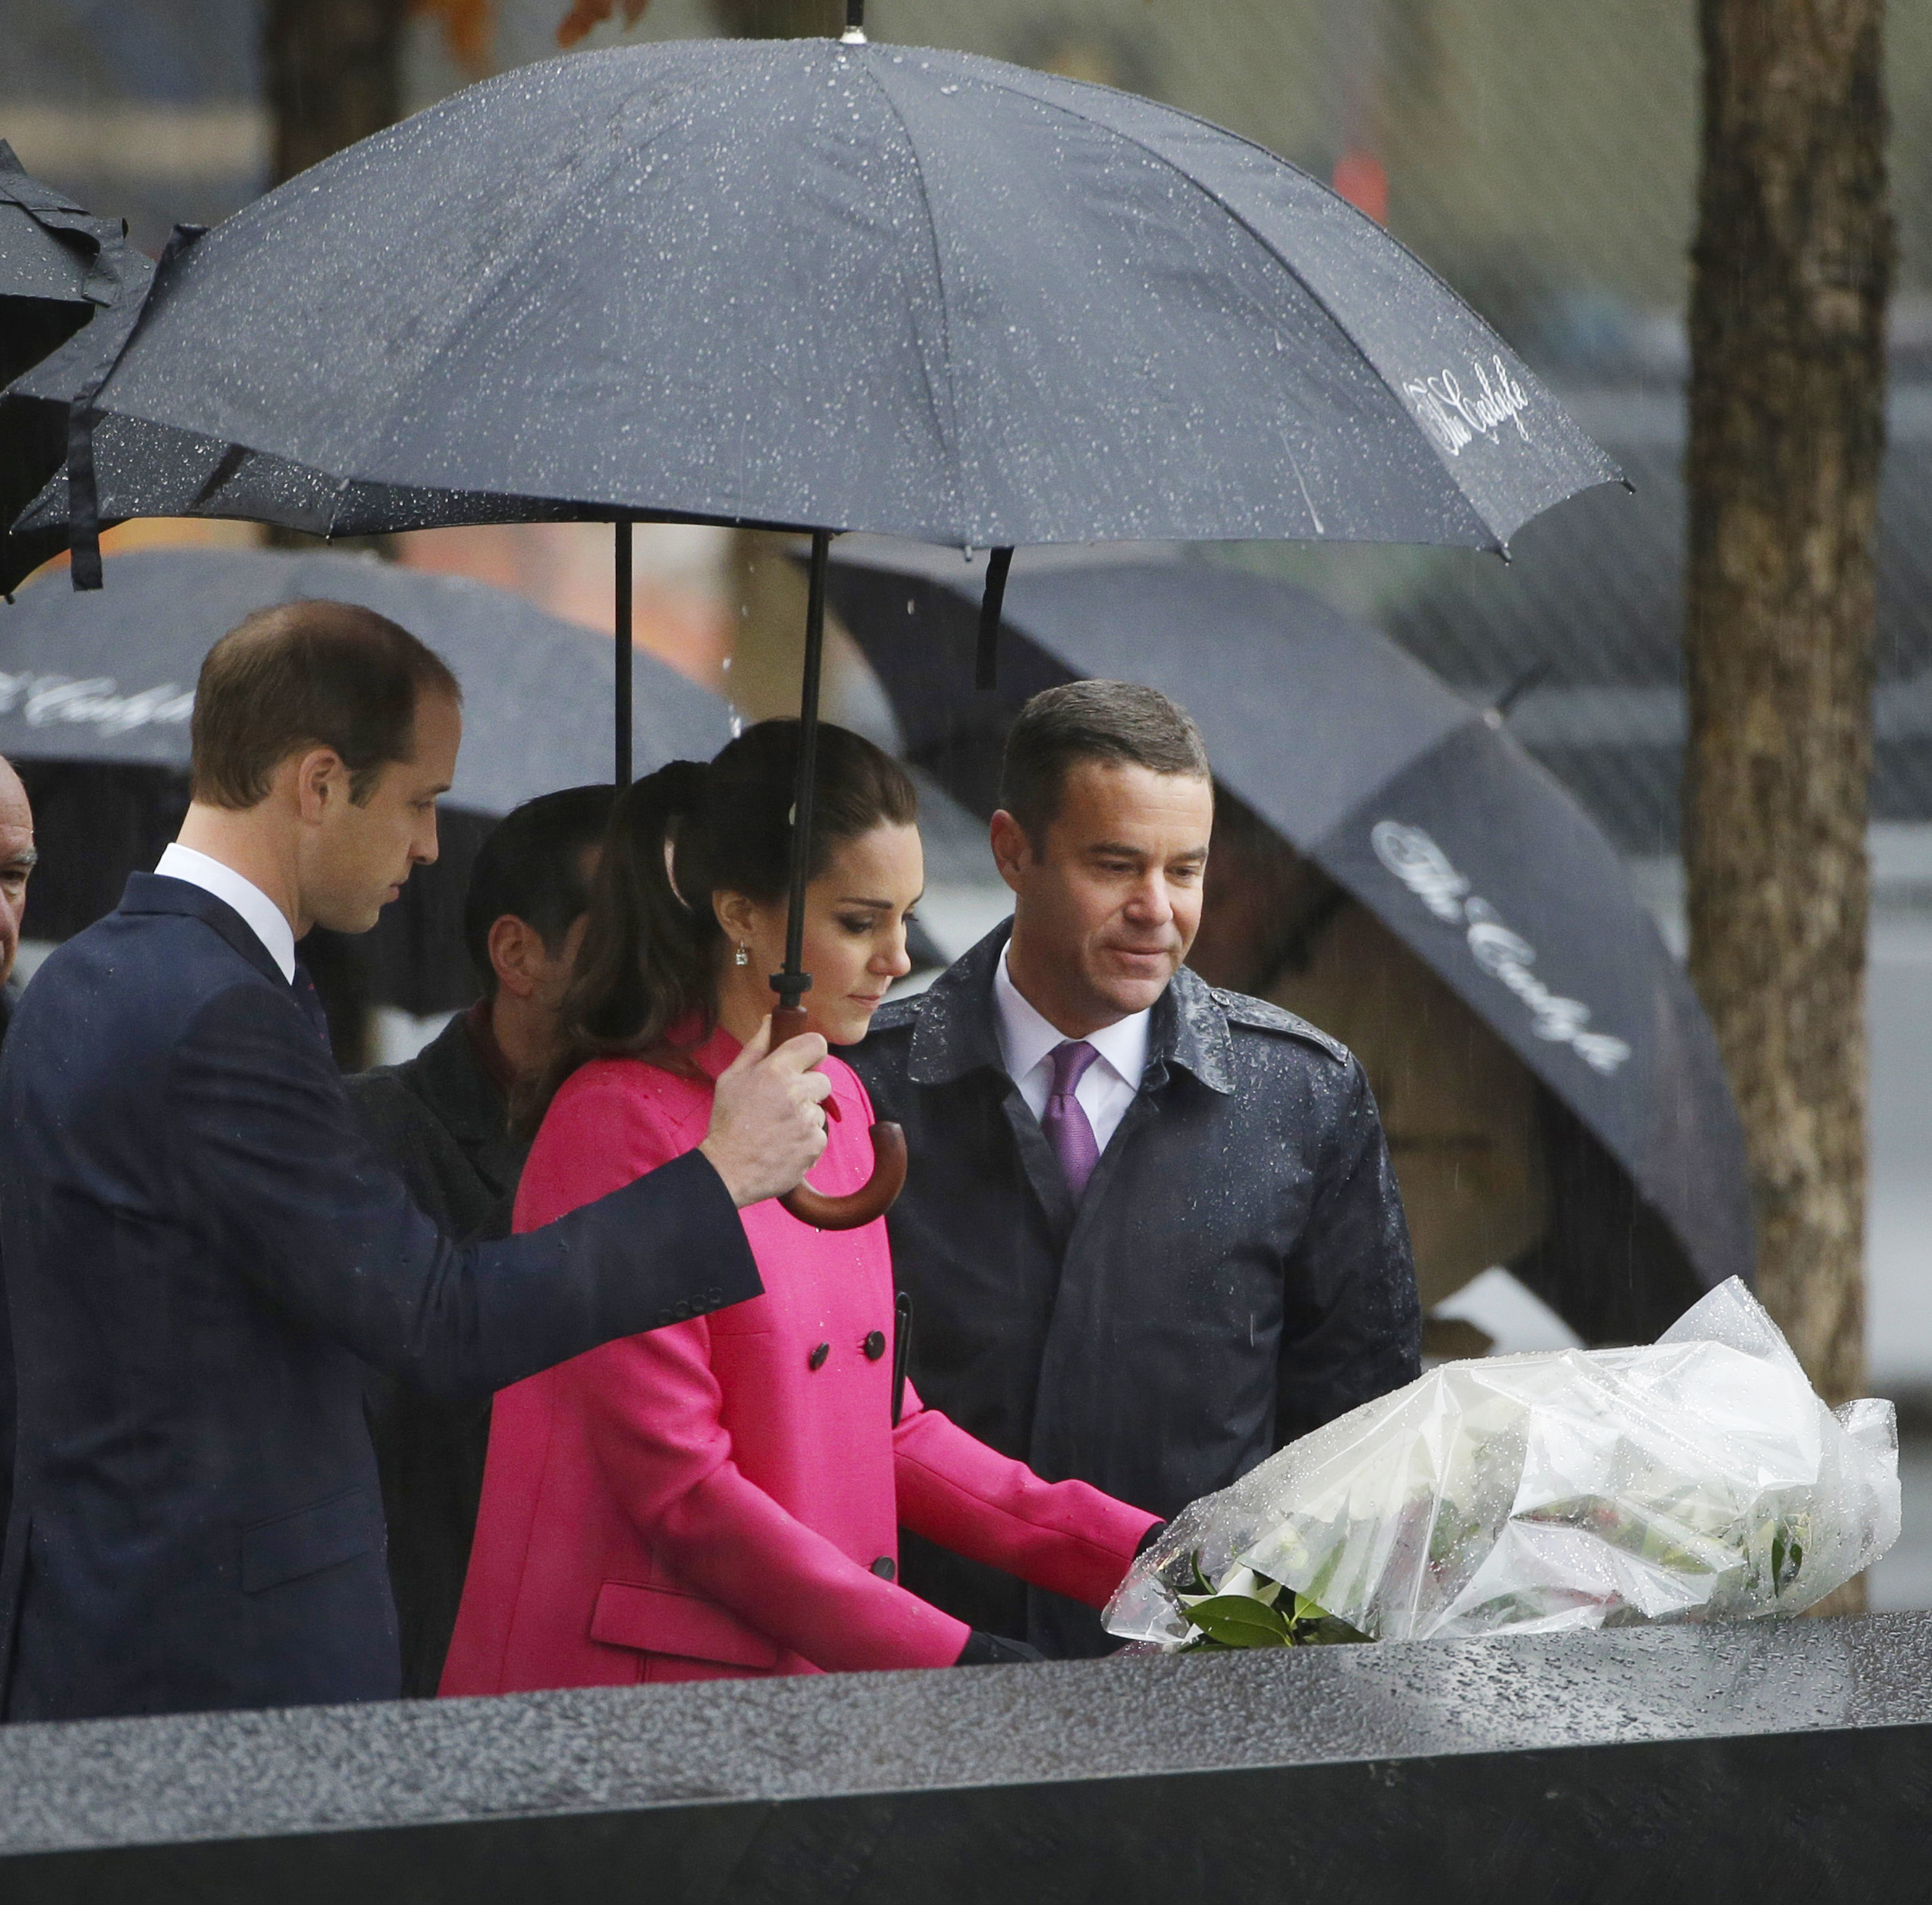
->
xmin=0 ymin=1612 xmax=1927 ymax=1861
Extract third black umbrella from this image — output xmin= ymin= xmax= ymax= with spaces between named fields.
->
xmin=0 ymin=142 xmax=151 ymax=597
xmin=826 ymin=546 xmax=1751 ymax=1342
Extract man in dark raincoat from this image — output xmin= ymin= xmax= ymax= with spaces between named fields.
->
xmin=850 ymin=682 xmax=1420 ymax=1657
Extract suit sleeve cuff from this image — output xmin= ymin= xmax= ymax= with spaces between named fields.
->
xmin=623 ymin=1146 xmax=763 ymax=1324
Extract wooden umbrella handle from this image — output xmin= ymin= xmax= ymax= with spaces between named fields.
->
xmin=770 ymin=1003 xmax=908 ymax=1230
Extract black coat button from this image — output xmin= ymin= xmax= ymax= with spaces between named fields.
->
xmin=863 ymin=1330 xmax=887 ymax=1361
xmin=870 ymin=1556 xmax=896 ymax=1580
xmin=808 ymin=1342 xmax=830 ymax=1371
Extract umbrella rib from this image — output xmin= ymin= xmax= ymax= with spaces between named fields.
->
xmin=950 ymin=64 xmax=1509 ymax=549
xmin=144 ymin=90 xmax=675 ymax=505
xmin=855 ymin=58 xmax=966 ymax=529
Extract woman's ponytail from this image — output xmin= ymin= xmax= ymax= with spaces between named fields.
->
xmin=523 ymin=719 xmax=917 ymax=1131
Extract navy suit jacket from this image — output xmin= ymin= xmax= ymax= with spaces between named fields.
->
xmin=0 ymin=876 xmax=760 ymax=1722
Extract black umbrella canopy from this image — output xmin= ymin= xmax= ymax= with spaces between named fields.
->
xmin=0 ymin=141 xmax=104 ymax=311
xmin=57 ymin=39 xmax=1617 ymax=554
xmin=0 ymin=142 xmax=153 ymax=596
xmin=0 ymin=546 xmax=733 ymax=811
xmin=826 ymin=549 xmax=1752 ymax=1341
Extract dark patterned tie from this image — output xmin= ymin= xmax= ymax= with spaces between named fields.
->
xmin=291 ymin=961 xmax=333 ymax=1050
xmin=1041 ymin=1039 xmax=1101 ymax=1201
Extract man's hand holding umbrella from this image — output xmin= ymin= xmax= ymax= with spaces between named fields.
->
xmin=703 ymin=1014 xmax=834 ymax=1208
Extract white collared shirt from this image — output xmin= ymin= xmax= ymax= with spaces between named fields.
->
xmin=992 ymin=943 xmax=1151 ymax=1158
xmin=155 ymin=842 xmax=298 ymax=984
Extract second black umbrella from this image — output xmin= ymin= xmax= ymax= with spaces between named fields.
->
xmin=0 ymin=546 xmax=733 ymax=1029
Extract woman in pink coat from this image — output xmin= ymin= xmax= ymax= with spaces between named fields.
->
xmin=442 ymin=721 xmax=1158 ymax=1692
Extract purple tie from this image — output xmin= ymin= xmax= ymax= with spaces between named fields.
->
xmin=1042 ymin=1040 xmax=1101 ymax=1201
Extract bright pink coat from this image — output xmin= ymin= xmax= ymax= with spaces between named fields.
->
xmin=440 ymin=1028 xmax=1158 ymax=1693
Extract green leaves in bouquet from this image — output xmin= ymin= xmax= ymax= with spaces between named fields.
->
xmin=1289 ymin=1601 xmax=1375 ymax=1646
xmin=1770 ymin=1520 xmax=1806 ymax=1596
xmin=1184 ymin=1594 xmax=1297 ymax=1648
xmin=1174 ymin=1550 xmax=1371 ymax=1652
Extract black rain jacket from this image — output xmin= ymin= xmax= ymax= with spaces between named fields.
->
xmin=848 ymin=924 xmax=1420 ymax=1656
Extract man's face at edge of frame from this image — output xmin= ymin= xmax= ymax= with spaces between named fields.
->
xmin=0 ymin=762 xmax=36 ymax=990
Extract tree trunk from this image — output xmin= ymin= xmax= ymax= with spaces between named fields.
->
xmin=263 ymin=0 xmax=406 ymax=189
xmin=1683 ymin=0 xmax=1890 ymax=1448
xmin=260 ymin=0 xmax=410 ymax=1069
xmin=709 ymin=0 xmax=841 ymax=36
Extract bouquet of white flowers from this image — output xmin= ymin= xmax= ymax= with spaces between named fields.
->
xmin=1106 ymin=1279 xmax=1900 ymax=1652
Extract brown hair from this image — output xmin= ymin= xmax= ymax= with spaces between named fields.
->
xmin=531 ymin=719 xmax=918 ymax=1124
xmin=189 ymin=599 xmax=461 ymax=809
xmin=462 ymin=784 xmax=617 ymax=1000
xmin=998 ymin=679 xmax=1211 ymax=843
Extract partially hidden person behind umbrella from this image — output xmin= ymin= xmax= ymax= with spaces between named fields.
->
xmin=0 ymin=602 xmax=835 ymax=1724
xmin=349 ymin=783 xmax=614 ymax=1699
xmin=847 ymin=682 xmax=1423 ymax=1659
xmin=0 ymin=753 xmax=37 ymax=1561
xmin=440 ymin=720 xmax=1160 ymax=1696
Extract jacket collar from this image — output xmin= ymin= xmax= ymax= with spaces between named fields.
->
xmin=906 ymin=921 xmax=1016 ymax=1086
xmin=460 ymin=999 xmax=520 ymax=1098
xmin=118 ymin=870 xmax=291 ymax=993
xmin=1163 ymin=962 xmax=1236 ymax=1096
xmin=410 ymin=1010 xmax=515 ymax=1150
xmin=909 ymin=919 xmax=1235 ymax=1097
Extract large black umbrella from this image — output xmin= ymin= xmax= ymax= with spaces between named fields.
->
xmin=0 ymin=143 xmax=152 ymax=597
xmin=14 ymin=22 xmax=1620 ymax=1223
xmin=0 ymin=546 xmax=733 ymax=1024
xmin=826 ymin=547 xmax=1751 ymax=1342
xmin=49 ymin=39 xmax=1616 ymax=553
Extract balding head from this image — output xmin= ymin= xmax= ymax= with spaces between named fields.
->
xmin=0 ymin=756 xmax=37 ymax=990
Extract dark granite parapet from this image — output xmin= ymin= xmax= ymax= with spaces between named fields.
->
xmin=2 ymin=1612 xmax=1930 ymax=1901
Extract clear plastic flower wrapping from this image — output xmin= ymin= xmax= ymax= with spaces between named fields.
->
xmin=1105 ymin=1279 xmax=1901 ymax=1648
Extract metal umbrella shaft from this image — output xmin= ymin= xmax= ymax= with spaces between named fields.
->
xmin=773 ymin=529 xmax=831 ymax=1016
xmin=614 ymin=517 xmax=633 ymax=784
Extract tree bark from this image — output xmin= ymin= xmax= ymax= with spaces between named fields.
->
xmin=260 ymin=0 xmax=411 ymax=1067
xmin=263 ymin=0 xmax=406 ymax=189
xmin=708 ymin=0 xmax=841 ymax=36
xmin=1683 ymin=0 xmax=1891 ymax=1434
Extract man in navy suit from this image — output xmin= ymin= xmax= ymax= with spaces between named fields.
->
xmin=0 ymin=601 xmax=831 ymax=1723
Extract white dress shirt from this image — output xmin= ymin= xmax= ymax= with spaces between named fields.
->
xmin=155 ymin=842 xmax=298 ymax=984
xmin=992 ymin=944 xmax=1151 ymax=1157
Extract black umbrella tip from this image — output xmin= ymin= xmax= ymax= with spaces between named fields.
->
xmin=1620 ymin=475 xmax=1638 ymax=495
xmin=1491 ymin=662 xmax=1549 ymax=721
xmin=976 ymin=547 xmax=1014 ymax=690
